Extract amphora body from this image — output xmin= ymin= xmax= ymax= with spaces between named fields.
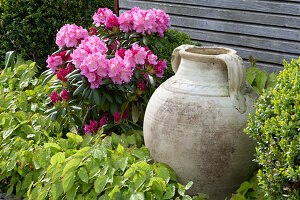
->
xmin=143 ymin=45 xmax=257 ymax=199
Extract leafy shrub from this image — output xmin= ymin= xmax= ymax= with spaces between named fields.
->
xmin=149 ymin=29 xmax=200 ymax=81
xmin=42 ymin=7 xmax=173 ymax=136
xmin=0 ymin=52 xmax=205 ymax=200
xmin=246 ymin=57 xmax=277 ymax=94
xmin=0 ymin=0 xmax=114 ymax=69
xmin=245 ymin=59 xmax=300 ymax=199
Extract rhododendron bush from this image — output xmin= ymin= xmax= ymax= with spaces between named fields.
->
xmin=42 ymin=7 xmax=170 ymax=135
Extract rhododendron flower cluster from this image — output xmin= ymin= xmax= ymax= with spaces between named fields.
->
xmin=46 ymin=50 xmax=71 ymax=72
xmin=93 ymin=8 xmax=119 ymax=29
xmin=45 ymin=6 xmax=170 ymax=133
xmin=50 ymin=90 xmax=70 ymax=104
xmin=118 ymin=7 xmax=170 ymax=37
xmin=56 ymin=24 xmax=89 ymax=48
xmin=50 ymin=91 xmax=60 ymax=104
xmin=84 ymin=120 xmax=98 ymax=134
xmin=60 ymin=89 xmax=69 ymax=102
xmin=99 ymin=113 xmax=110 ymax=127
xmin=57 ymin=64 xmax=73 ymax=82
xmin=114 ymin=112 xmax=122 ymax=123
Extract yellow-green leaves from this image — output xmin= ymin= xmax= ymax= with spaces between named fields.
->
xmin=63 ymin=172 xmax=75 ymax=193
xmin=67 ymin=133 xmax=83 ymax=144
xmin=94 ymin=175 xmax=108 ymax=194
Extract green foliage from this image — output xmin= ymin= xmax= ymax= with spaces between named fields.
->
xmin=0 ymin=58 xmax=205 ymax=199
xmin=245 ymin=58 xmax=300 ymax=199
xmin=230 ymin=173 xmax=271 ymax=200
xmin=0 ymin=0 xmax=115 ymax=69
xmin=246 ymin=57 xmax=277 ymax=94
xmin=149 ymin=29 xmax=200 ymax=81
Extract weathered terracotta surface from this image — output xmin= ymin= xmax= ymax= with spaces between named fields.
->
xmin=143 ymin=45 xmax=257 ymax=199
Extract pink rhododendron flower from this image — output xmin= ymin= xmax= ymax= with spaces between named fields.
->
xmin=114 ymin=112 xmax=121 ymax=123
xmin=116 ymin=48 xmax=126 ymax=59
xmin=84 ymin=120 xmax=98 ymax=134
xmin=118 ymin=7 xmax=170 ymax=37
xmin=93 ymin=8 xmax=119 ymax=29
xmin=122 ymin=109 xmax=128 ymax=119
xmin=132 ymin=44 xmax=147 ymax=65
xmin=60 ymin=89 xmax=69 ymax=102
xmin=56 ymin=24 xmax=88 ymax=48
xmin=71 ymin=35 xmax=108 ymax=69
xmin=154 ymin=59 xmax=167 ymax=77
xmin=109 ymin=55 xmax=133 ymax=85
xmin=46 ymin=55 xmax=63 ymax=72
xmin=50 ymin=91 xmax=60 ymax=104
xmin=146 ymin=51 xmax=158 ymax=65
xmin=78 ymin=52 xmax=109 ymax=88
xmin=118 ymin=7 xmax=140 ymax=32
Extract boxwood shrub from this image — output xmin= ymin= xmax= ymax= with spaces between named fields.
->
xmin=245 ymin=58 xmax=300 ymax=199
xmin=149 ymin=29 xmax=200 ymax=81
xmin=0 ymin=0 xmax=114 ymax=69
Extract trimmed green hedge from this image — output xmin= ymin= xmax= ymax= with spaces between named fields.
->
xmin=0 ymin=0 xmax=114 ymax=69
xmin=245 ymin=58 xmax=300 ymax=199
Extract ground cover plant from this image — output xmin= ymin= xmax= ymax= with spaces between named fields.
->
xmin=0 ymin=7 xmax=207 ymax=200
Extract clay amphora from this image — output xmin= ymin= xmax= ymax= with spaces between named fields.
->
xmin=143 ymin=45 xmax=257 ymax=199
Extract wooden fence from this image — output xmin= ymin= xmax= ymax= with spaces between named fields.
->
xmin=118 ymin=0 xmax=300 ymax=73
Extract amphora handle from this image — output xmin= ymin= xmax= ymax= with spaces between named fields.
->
xmin=171 ymin=45 xmax=246 ymax=113
xmin=171 ymin=44 xmax=195 ymax=73
xmin=217 ymin=52 xmax=246 ymax=113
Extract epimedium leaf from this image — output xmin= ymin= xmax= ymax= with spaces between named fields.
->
xmin=38 ymin=148 xmax=51 ymax=168
xmin=108 ymin=185 xmax=121 ymax=199
xmin=44 ymin=143 xmax=61 ymax=151
xmin=66 ymin=132 xmax=83 ymax=144
xmin=66 ymin=183 xmax=79 ymax=200
xmin=163 ymin=184 xmax=176 ymax=199
xmin=62 ymin=158 xmax=81 ymax=176
xmin=130 ymin=193 xmax=145 ymax=200
xmin=50 ymin=152 xmax=66 ymax=165
xmin=256 ymin=70 xmax=268 ymax=91
xmin=78 ymin=167 xmax=89 ymax=183
xmin=185 ymin=181 xmax=193 ymax=190
xmin=4 ymin=51 xmax=16 ymax=72
xmin=155 ymin=166 xmax=170 ymax=184
xmin=51 ymin=182 xmax=63 ymax=200
xmin=63 ymin=171 xmax=75 ymax=193
xmin=22 ymin=173 xmax=33 ymax=190
xmin=94 ymin=175 xmax=108 ymax=194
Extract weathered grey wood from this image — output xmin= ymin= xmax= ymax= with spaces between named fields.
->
xmin=120 ymin=0 xmax=300 ymax=28
xmin=197 ymin=41 xmax=299 ymax=65
xmin=169 ymin=15 xmax=300 ymax=41
xmin=119 ymin=0 xmax=300 ymax=69
xmin=135 ymin=0 xmax=300 ymax=16
xmin=172 ymin=27 xmax=300 ymax=54
xmin=243 ymin=61 xmax=283 ymax=74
